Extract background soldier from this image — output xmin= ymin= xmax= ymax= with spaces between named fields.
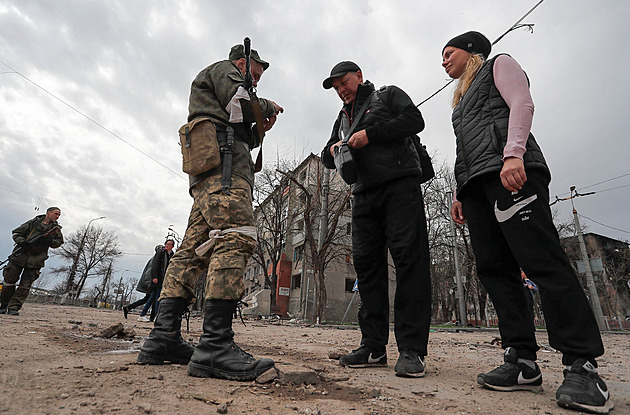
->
xmin=137 ymin=42 xmax=283 ymax=382
xmin=1 ymin=207 xmax=63 ymax=315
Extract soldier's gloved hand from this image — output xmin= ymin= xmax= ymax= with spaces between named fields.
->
xmin=17 ymin=240 xmax=31 ymax=248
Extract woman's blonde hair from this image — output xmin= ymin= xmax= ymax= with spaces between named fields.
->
xmin=452 ymin=53 xmax=486 ymax=108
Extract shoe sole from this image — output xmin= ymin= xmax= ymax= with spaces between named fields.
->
xmin=395 ymin=370 xmax=425 ymax=378
xmin=340 ymin=362 xmax=387 ymax=368
xmin=137 ymin=352 xmax=190 ymax=365
xmin=557 ymin=397 xmax=615 ymax=414
xmin=477 ymin=377 xmax=543 ymax=393
xmin=187 ymin=362 xmax=274 ymax=381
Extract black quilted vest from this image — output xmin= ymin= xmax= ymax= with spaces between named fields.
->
xmin=451 ymin=55 xmax=550 ymax=197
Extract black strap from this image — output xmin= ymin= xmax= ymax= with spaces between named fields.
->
xmin=342 ymin=96 xmax=373 ymax=142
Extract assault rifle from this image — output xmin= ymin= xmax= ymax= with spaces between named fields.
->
xmin=0 ymin=225 xmax=61 ymax=268
xmin=241 ymin=37 xmax=266 ymax=172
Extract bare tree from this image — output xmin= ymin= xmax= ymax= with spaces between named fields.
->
xmin=420 ymin=156 xmax=481 ymax=325
xmin=31 ymin=270 xmax=56 ymax=291
xmin=52 ymin=224 xmax=122 ymax=299
xmin=120 ymin=276 xmax=139 ymax=309
xmin=279 ymin=157 xmax=352 ymax=321
xmin=252 ymin=161 xmax=298 ymax=310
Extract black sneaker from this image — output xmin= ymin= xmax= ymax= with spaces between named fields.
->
xmin=6 ymin=309 xmax=19 ymax=316
xmin=395 ymin=349 xmax=425 ymax=378
xmin=477 ymin=347 xmax=542 ymax=392
xmin=0 ymin=305 xmax=7 ymax=314
xmin=556 ymin=359 xmax=614 ymax=414
xmin=339 ymin=345 xmax=387 ymax=368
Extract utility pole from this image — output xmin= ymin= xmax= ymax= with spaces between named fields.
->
xmin=116 ymin=276 xmax=124 ymax=310
xmin=314 ymin=167 xmax=330 ymax=323
xmin=318 ymin=169 xmax=329 ymax=252
xmin=65 ymin=216 xmax=105 ymax=294
xmin=570 ymin=187 xmax=606 ymax=331
xmin=98 ymin=262 xmax=112 ymax=308
xmin=448 ymin=191 xmax=467 ymax=326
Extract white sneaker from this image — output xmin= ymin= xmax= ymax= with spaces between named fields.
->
xmin=137 ymin=316 xmax=150 ymax=322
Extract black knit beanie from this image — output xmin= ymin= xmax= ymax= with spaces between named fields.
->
xmin=443 ymin=31 xmax=492 ymax=59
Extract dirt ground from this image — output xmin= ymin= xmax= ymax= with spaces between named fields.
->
xmin=0 ymin=303 xmax=628 ymax=415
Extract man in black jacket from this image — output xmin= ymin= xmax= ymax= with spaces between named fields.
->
xmin=137 ymin=240 xmax=175 ymax=322
xmin=321 ymin=62 xmax=432 ymax=378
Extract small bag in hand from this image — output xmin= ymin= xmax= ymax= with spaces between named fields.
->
xmin=334 ymin=133 xmax=357 ymax=185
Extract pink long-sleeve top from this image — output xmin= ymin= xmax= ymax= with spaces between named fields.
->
xmin=453 ymin=55 xmax=535 ymax=202
xmin=493 ymin=54 xmax=535 ymax=160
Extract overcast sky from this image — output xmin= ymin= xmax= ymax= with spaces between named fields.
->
xmin=1 ymin=1 xmax=629 ymax=291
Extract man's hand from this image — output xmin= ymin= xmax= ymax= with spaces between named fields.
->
xmin=329 ymin=140 xmax=342 ymax=157
xmin=348 ymin=129 xmax=368 ymax=149
xmin=500 ymin=157 xmax=527 ymax=192
xmin=263 ymin=101 xmax=283 ymax=131
xmin=450 ymin=201 xmax=465 ymax=225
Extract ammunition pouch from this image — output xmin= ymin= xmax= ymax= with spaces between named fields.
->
xmin=179 ymin=117 xmax=221 ymax=176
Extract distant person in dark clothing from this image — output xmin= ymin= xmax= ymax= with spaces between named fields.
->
xmin=137 ymin=240 xmax=175 ymax=322
xmin=122 ymin=244 xmax=164 ymax=319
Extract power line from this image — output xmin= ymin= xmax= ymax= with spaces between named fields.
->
xmin=552 ymin=177 xmax=630 ymax=200
xmin=0 ymin=186 xmax=171 ymax=227
xmin=584 ymin=182 xmax=630 ymax=194
xmin=578 ymin=213 xmax=630 ymax=235
xmin=0 ymin=59 xmax=186 ymax=180
xmin=417 ymin=0 xmax=545 ymax=106
xmin=579 ymin=172 xmax=630 ymax=191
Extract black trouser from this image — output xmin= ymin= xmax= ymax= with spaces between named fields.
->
xmin=460 ymin=171 xmax=604 ymax=364
xmin=352 ymin=176 xmax=432 ymax=356
xmin=126 ymin=293 xmax=150 ymax=310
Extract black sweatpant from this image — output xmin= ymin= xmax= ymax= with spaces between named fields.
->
xmin=352 ymin=176 xmax=432 ymax=356
xmin=460 ymin=171 xmax=604 ymax=364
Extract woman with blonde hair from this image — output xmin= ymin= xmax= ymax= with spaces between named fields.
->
xmin=441 ymin=31 xmax=613 ymax=414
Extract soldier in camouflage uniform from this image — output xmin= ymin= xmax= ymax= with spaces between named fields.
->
xmin=1 ymin=207 xmax=63 ymax=315
xmin=138 ymin=44 xmax=283 ymax=381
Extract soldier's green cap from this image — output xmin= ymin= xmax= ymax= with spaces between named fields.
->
xmin=229 ymin=44 xmax=269 ymax=70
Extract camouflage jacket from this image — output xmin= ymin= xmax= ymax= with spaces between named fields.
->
xmin=10 ymin=215 xmax=64 ymax=268
xmin=187 ymin=59 xmax=276 ymax=191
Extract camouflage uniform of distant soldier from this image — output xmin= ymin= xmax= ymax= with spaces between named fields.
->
xmin=138 ymin=43 xmax=283 ymax=382
xmin=1 ymin=207 xmax=63 ymax=315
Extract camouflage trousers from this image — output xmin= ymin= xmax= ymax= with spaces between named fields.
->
xmin=1 ymin=261 xmax=40 ymax=310
xmin=160 ymin=174 xmax=256 ymax=302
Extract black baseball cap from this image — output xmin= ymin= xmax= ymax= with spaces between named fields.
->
xmin=229 ymin=44 xmax=269 ymax=70
xmin=322 ymin=61 xmax=361 ymax=89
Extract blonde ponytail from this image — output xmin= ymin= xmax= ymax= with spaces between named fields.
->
xmin=452 ymin=54 xmax=485 ymax=108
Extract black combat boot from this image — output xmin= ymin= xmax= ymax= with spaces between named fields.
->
xmin=137 ymin=297 xmax=195 ymax=365
xmin=187 ymin=299 xmax=274 ymax=381
xmin=0 ymin=284 xmax=16 ymax=313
